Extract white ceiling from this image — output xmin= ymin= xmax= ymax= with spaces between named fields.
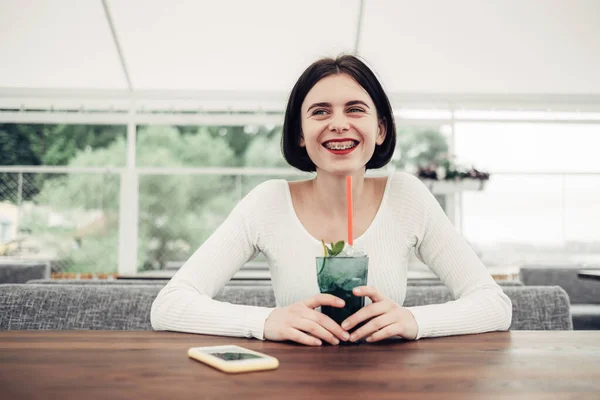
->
xmin=1 ymin=0 xmax=599 ymax=111
xmin=0 ymin=0 xmax=126 ymax=89
xmin=361 ymin=0 xmax=600 ymax=94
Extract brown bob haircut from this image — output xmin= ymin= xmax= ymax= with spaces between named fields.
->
xmin=281 ymin=55 xmax=396 ymax=172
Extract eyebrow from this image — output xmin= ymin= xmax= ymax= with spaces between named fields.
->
xmin=306 ymin=100 xmax=370 ymax=113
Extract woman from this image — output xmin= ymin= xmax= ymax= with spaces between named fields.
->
xmin=151 ymin=55 xmax=511 ymax=346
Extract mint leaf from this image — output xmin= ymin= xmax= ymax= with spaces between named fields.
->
xmin=320 ymin=239 xmax=346 ymax=257
xmin=326 ymin=246 xmax=336 ymax=257
xmin=327 ymin=240 xmax=345 ymax=257
xmin=333 ymin=241 xmax=345 ymax=254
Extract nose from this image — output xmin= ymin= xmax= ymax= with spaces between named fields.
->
xmin=328 ymin=112 xmax=350 ymax=133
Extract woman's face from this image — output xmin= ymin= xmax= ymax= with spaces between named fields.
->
xmin=300 ymin=73 xmax=386 ymax=176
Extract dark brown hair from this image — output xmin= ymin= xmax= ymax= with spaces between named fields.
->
xmin=281 ymin=55 xmax=396 ymax=172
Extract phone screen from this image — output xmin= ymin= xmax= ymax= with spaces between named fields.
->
xmin=209 ymin=352 xmax=263 ymax=361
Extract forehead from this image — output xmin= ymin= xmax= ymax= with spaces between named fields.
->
xmin=302 ymin=74 xmax=372 ymax=108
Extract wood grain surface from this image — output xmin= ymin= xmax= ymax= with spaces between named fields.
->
xmin=1 ymin=331 xmax=599 ymax=399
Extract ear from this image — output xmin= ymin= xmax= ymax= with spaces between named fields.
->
xmin=376 ymin=119 xmax=387 ymax=145
xmin=299 ymin=135 xmax=305 ymax=147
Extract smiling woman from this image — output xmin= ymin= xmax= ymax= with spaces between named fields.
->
xmin=151 ymin=55 xmax=512 ymax=348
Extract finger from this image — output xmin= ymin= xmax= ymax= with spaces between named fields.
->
xmin=286 ymin=327 xmax=323 ymax=346
xmin=302 ymin=293 xmax=345 ymax=309
xmin=365 ymin=323 xmax=404 ymax=343
xmin=294 ymin=318 xmax=340 ymax=345
xmin=353 ymin=286 xmax=385 ymax=303
xmin=341 ymin=301 xmax=392 ymax=331
xmin=304 ymin=309 xmax=351 ymax=342
xmin=349 ymin=313 xmax=397 ymax=343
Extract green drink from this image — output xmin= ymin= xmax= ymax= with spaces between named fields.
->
xmin=316 ymin=256 xmax=369 ymax=343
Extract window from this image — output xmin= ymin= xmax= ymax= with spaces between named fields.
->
xmin=0 ymin=124 xmax=124 ymax=274
xmin=456 ymin=122 xmax=600 ymax=266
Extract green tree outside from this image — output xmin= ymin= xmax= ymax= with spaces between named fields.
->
xmin=0 ymin=123 xmax=125 ymax=202
xmin=26 ymin=126 xmax=239 ymax=272
xmin=7 ymin=123 xmax=448 ymax=273
xmin=392 ymin=126 xmax=449 ymax=172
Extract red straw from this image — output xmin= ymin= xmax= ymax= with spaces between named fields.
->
xmin=346 ymin=176 xmax=353 ymax=246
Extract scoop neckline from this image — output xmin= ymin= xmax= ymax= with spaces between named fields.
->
xmin=282 ymin=174 xmax=393 ymax=246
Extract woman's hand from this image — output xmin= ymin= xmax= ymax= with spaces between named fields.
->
xmin=342 ymin=286 xmax=419 ymax=342
xmin=264 ymin=294 xmax=351 ymax=346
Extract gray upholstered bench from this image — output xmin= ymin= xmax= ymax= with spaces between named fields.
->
xmin=0 ymin=284 xmax=273 ymax=330
xmin=407 ymin=279 xmax=523 ymax=287
xmin=0 ymin=261 xmax=50 ymax=283
xmin=25 ymin=279 xmax=273 ymax=288
xmin=0 ymin=284 xmax=571 ymax=331
xmin=520 ymin=266 xmax=600 ymax=330
xmin=26 ymin=278 xmax=523 ymax=287
xmin=27 ymin=279 xmax=168 ymax=285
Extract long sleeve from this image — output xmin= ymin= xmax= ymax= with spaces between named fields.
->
xmin=150 ymin=183 xmax=277 ymax=340
xmin=403 ymin=175 xmax=512 ymax=339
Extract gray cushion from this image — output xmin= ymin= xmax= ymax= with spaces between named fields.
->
xmin=26 ymin=279 xmax=169 ymax=285
xmin=407 ymin=279 xmax=523 ymax=287
xmin=0 ymin=284 xmax=161 ymax=330
xmin=0 ymin=284 xmax=275 ymax=330
xmin=520 ymin=266 xmax=600 ymax=304
xmin=25 ymin=279 xmax=272 ymax=287
xmin=0 ymin=262 xmax=49 ymax=283
xmin=0 ymin=284 xmax=571 ymax=331
xmin=27 ymin=278 xmax=523 ymax=287
xmin=404 ymin=285 xmax=572 ymax=330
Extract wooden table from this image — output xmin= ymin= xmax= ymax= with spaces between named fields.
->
xmin=578 ymin=269 xmax=600 ymax=281
xmin=1 ymin=331 xmax=599 ymax=399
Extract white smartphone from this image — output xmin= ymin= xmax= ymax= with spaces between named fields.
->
xmin=187 ymin=345 xmax=279 ymax=374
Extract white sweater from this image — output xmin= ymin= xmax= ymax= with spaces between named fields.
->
xmin=151 ymin=172 xmax=512 ymax=340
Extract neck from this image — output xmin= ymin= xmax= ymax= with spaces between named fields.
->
xmin=311 ymin=169 xmax=368 ymax=218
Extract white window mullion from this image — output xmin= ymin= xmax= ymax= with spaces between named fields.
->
xmin=444 ymin=107 xmax=459 ymax=231
xmin=118 ymin=106 xmax=138 ymax=275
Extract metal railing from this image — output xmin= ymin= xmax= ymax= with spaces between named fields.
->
xmin=1 ymin=166 xmax=599 ymax=274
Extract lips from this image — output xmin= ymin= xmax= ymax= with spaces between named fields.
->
xmin=322 ymin=138 xmax=360 ymax=155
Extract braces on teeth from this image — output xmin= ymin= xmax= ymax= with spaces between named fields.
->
xmin=325 ymin=142 xmax=356 ymax=150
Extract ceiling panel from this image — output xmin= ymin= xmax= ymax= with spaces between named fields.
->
xmin=0 ymin=0 xmax=127 ymax=89
xmin=359 ymin=0 xmax=600 ymax=94
xmin=107 ymin=0 xmax=359 ymax=91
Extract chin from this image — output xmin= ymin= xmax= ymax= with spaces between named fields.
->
xmin=316 ymin=163 xmax=366 ymax=176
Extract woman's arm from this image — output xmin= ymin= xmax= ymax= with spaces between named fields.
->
xmin=405 ymin=175 xmax=512 ymax=339
xmin=151 ymin=184 xmax=276 ymax=340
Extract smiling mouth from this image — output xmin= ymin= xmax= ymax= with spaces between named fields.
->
xmin=322 ymin=139 xmax=359 ymax=154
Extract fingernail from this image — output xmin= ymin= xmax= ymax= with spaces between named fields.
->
xmin=349 ymin=335 xmax=356 ymax=342
xmin=354 ymin=288 xmax=361 ymax=294
xmin=337 ymin=300 xmax=344 ymax=306
xmin=315 ymin=340 xmax=322 ymax=346
xmin=332 ymin=339 xmax=339 ymax=345
xmin=341 ymin=321 xmax=349 ymax=329
xmin=366 ymin=336 xmax=372 ymax=342
xmin=343 ymin=332 xmax=350 ymax=340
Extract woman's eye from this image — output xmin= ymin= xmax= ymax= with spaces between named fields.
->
xmin=312 ymin=109 xmax=328 ymax=116
xmin=347 ymin=107 xmax=364 ymax=113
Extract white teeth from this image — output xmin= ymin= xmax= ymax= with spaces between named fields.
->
xmin=324 ymin=141 xmax=357 ymax=150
